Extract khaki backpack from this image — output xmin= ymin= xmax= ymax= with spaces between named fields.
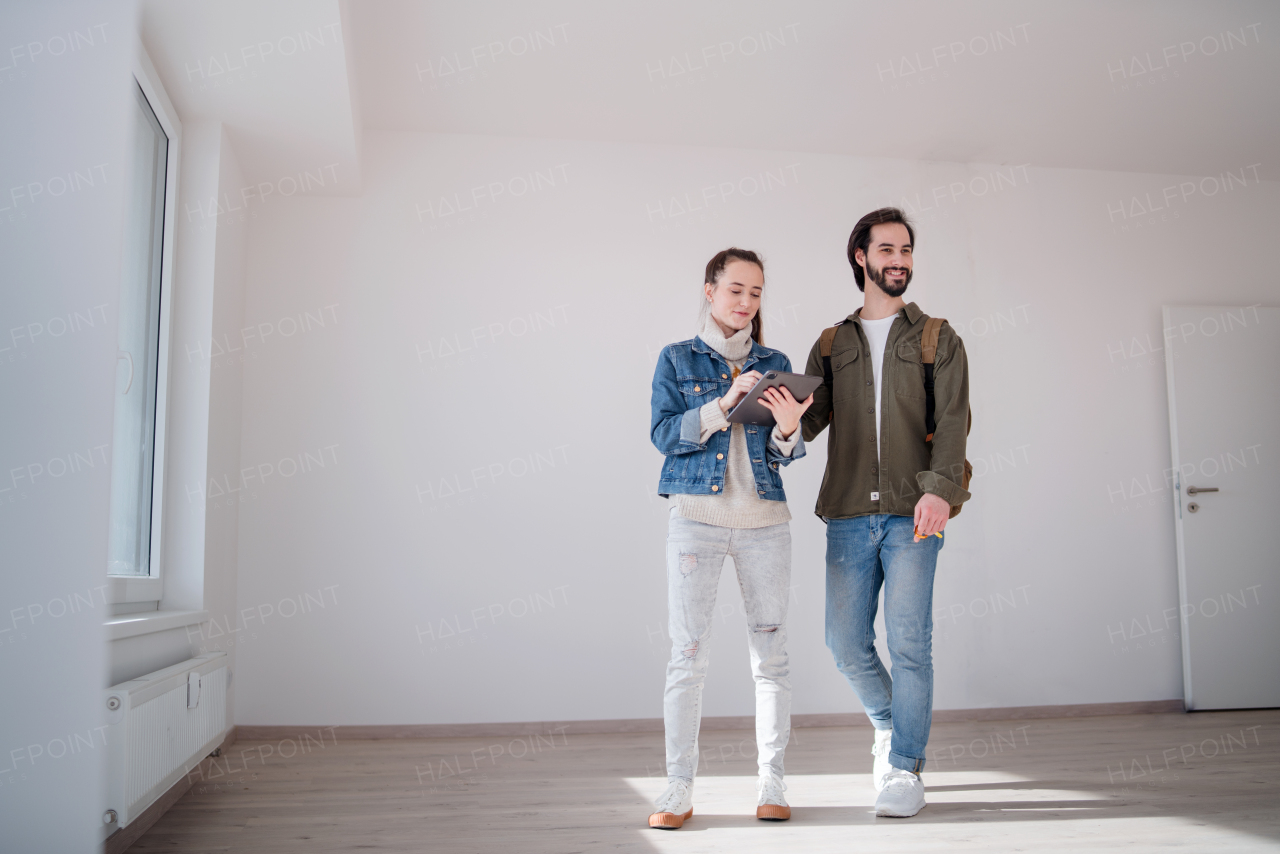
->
xmin=819 ymin=316 xmax=972 ymax=518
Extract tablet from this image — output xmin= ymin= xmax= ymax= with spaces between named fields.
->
xmin=726 ymin=371 xmax=823 ymax=426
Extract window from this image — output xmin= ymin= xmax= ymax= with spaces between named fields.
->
xmin=107 ymin=78 xmax=171 ymax=604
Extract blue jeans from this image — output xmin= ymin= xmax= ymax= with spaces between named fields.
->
xmin=825 ymin=514 xmax=942 ymax=773
xmin=664 ymin=510 xmax=792 ymax=782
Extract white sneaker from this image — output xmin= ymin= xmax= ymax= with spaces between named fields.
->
xmin=755 ymin=772 xmax=791 ymax=821
xmin=649 ymin=779 xmax=693 ymax=829
xmin=871 ymin=728 xmax=893 ymax=792
xmin=875 ymin=767 xmax=925 ymax=817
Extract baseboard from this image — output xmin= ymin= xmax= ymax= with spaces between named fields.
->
xmin=103 ymin=726 xmax=237 ymax=854
xmin=931 ymin=698 xmax=1185 ymax=722
xmin=234 ymin=699 xmax=1186 ymax=741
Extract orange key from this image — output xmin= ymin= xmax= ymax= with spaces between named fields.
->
xmin=913 ymin=526 xmax=943 ymax=542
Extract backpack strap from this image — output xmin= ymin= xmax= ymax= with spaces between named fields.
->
xmin=920 ymin=316 xmax=973 ymax=517
xmin=921 ymin=317 xmax=945 ymax=441
xmin=819 ymin=322 xmax=843 ymax=387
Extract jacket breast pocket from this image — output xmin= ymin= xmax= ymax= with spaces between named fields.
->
xmin=892 ymin=342 xmax=926 ymax=401
xmin=830 ymin=347 xmax=859 ymax=401
xmin=678 ymin=378 xmax=721 ymax=405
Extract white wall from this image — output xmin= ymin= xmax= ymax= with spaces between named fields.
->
xmin=0 ymin=3 xmax=136 ymax=850
xmin=201 ymin=126 xmax=249 ymax=696
xmin=227 ymin=129 xmax=1278 ymax=726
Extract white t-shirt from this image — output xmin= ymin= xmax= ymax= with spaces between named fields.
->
xmin=860 ymin=313 xmax=898 ymax=464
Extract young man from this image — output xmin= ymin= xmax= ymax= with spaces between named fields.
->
xmin=801 ymin=207 xmax=970 ymax=818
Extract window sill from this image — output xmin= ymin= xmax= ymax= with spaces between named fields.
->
xmin=106 ymin=609 xmax=209 ymax=641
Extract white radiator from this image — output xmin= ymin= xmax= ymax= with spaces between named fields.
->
xmin=103 ymin=651 xmax=230 ymax=831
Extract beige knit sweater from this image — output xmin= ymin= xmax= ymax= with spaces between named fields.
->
xmin=670 ymin=316 xmax=799 ymax=529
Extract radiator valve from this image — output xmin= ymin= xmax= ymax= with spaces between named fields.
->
xmin=106 ymin=693 xmax=125 ymax=725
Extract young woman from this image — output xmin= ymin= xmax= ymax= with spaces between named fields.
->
xmin=647 ymin=248 xmax=813 ymax=829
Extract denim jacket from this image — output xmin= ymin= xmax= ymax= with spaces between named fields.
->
xmin=651 ymin=336 xmax=806 ymax=500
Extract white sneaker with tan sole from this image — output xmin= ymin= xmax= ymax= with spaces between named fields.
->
xmin=875 ymin=767 xmax=925 ymax=817
xmin=755 ymin=772 xmax=790 ymax=820
xmin=649 ymin=779 xmax=693 ymax=829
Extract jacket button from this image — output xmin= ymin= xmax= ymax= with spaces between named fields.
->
xmin=711 ymin=485 xmax=719 ymax=492
xmin=758 ymin=490 xmax=765 ymax=494
xmin=866 ymin=380 xmax=872 ymax=385
xmin=868 ymin=407 xmax=874 ymax=413
xmin=773 ymin=463 xmax=779 ymax=469
xmin=872 ymin=467 xmax=878 ymax=474
xmin=869 ymin=436 xmax=876 ymax=442
xmin=721 ymin=427 xmax=728 ymax=432
xmin=717 ymin=453 xmax=724 ymax=460
xmin=694 ymin=385 xmax=701 ymax=392
xmin=721 ymin=373 xmax=728 ymax=379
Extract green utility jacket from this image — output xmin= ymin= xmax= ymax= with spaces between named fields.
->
xmin=801 ymin=301 xmax=970 ymax=519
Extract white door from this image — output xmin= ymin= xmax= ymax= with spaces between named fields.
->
xmin=1164 ymin=305 xmax=1280 ymax=710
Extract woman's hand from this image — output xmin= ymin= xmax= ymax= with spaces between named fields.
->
xmin=718 ymin=370 xmax=763 ymax=414
xmin=758 ymin=386 xmax=814 ymax=439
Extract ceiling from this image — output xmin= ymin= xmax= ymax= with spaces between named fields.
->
xmin=142 ymin=0 xmax=1280 ymax=193
xmin=141 ymin=0 xmax=361 ymax=194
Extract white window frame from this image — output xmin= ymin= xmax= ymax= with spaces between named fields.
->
xmin=107 ymin=45 xmax=181 ymax=606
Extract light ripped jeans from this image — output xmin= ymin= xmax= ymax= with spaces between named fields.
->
xmin=664 ymin=509 xmax=792 ymax=782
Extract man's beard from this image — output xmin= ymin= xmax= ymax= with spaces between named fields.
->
xmin=867 ymin=259 xmax=912 ymax=297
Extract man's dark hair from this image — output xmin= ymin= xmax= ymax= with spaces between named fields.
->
xmin=846 ymin=207 xmax=915 ymax=292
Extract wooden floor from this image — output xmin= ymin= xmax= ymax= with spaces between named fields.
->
xmin=130 ymin=710 xmax=1280 ymax=853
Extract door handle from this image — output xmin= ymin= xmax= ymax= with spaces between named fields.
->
xmin=117 ymin=350 xmax=134 ymax=394
xmin=1186 ymin=486 xmax=1219 ymax=495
